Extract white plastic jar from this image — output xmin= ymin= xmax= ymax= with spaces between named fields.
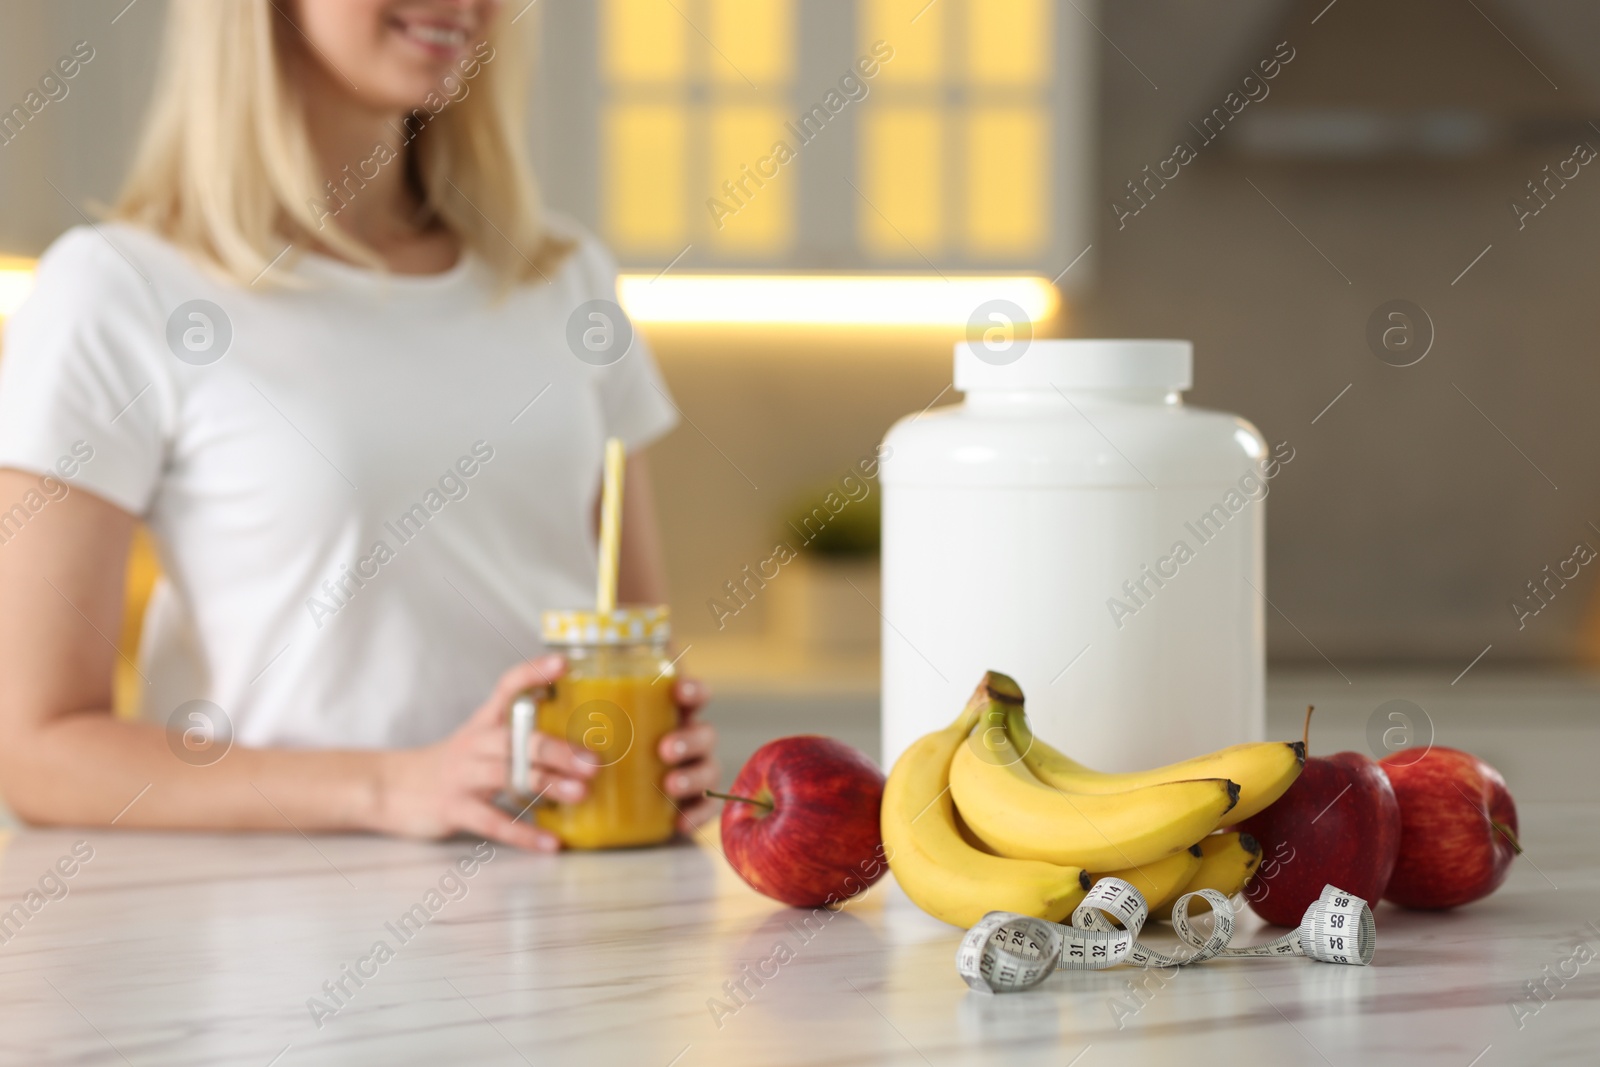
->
xmin=879 ymin=339 xmax=1280 ymax=771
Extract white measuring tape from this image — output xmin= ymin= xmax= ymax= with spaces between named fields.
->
xmin=957 ymin=879 xmax=1375 ymax=994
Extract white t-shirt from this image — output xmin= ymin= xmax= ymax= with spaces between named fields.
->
xmin=0 ymin=220 xmax=677 ymax=748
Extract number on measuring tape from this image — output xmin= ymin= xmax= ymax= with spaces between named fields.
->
xmin=957 ymin=879 xmax=1376 ymax=994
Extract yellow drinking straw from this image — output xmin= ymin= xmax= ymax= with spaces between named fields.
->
xmin=596 ymin=437 xmax=625 ymax=612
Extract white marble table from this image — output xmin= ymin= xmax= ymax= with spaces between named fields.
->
xmin=1 ymin=670 xmax=1597 ymax=1065
xmin=0 ymin=801 xmax=1592 ymax=1065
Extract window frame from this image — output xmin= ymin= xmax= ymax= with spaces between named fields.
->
xmin=530 ymin=0 xmax=1094 ymax=277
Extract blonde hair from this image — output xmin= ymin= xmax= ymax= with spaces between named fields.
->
xmin=114 ymin=0 xmax=572 ymax=287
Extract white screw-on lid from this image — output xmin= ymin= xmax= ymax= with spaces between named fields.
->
xmin=955 ymin=339 xmax=1193 ymax=392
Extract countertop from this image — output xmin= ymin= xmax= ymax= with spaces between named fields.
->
xmin=0 ymin=670 xmax=1596 ymax=1065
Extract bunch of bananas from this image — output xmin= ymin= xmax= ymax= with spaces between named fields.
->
xmin=881 ymin=671 xmax=1304 ymax=928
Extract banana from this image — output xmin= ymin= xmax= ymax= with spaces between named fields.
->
xmin=882 ymin=673 xmax=1092 ymax=928
xmin=1096 ymin=843 xmax=1204 ymax=914
xmin=949 ymin=679 xmax=1240 ymax=871
xmin=1009 ymin=709 xmax=1304 ymax=824
xmin=1151 ymin=831 xmax=1263 ymax=920
xmin=952 ymin=806 xmax=995 ymax=854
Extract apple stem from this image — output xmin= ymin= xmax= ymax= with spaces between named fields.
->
xmin=1303 ymin=705 xmax=1315 ymax=755
xmin=1492 ymin=821 xmax=1524 ymax=855
xmin=705 ymin=790 xmax=773 ymax=811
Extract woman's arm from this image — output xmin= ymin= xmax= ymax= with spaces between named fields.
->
xmin=0 ymin=470 xmax=385 ymax=830
xmin=0 ymin=470 xmax=578 ymax=848
xmin=0 ymin=454 xmax=714 ymax=843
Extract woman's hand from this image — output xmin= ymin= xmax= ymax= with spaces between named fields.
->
xmin=658 ymin=676 xmax=719 ymax=833
xmin=373 ymin=658 xmax=718 ymax=849
xmin=373 ymin=655 xmax=594 ymax=852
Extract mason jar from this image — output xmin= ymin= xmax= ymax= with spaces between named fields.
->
xmin=509 ymin=606 xmax=678 ymax=849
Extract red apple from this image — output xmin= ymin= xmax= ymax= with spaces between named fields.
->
xmin=1380 ymin=747 xmax=1520 ymax=909
xmin=1236 ymin=708 xmax=1401 ymax=926
xmin=714 ymin=736 xmax=887 ymax=908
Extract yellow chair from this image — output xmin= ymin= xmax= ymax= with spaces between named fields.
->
xmin=116 ymin=528 xmax=162 ymax=719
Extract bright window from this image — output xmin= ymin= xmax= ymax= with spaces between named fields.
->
xmin=603 ymin=104 xmax=689 ymax=252
xmin=598 ymin=0 xmax=796 ymax=259
xmin=860 ymin=105 xmax=944 ymax=252
xmin=858 ymin=0 xmax=1053 ymax=262
xmin=575 ymin=0 xmax=1064 ymax=270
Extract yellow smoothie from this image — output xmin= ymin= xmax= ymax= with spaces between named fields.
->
xmin=534 ymin=673 xmax=679 ymax=849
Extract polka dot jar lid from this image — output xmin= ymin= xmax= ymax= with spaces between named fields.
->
xmin=540 ymin=605 xmax=670 ymax=646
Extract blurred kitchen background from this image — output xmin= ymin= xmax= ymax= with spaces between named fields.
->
xmin=4 ymin=0 xmax=1600 ymax=767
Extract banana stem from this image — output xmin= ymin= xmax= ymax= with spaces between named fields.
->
xmin=1302 ymin=705 xmax=1315 ymax=754
xmin=705 ymin=790 xmax=773 ymax=811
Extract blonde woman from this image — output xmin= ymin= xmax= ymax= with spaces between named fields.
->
xmin=0 ymin=0 xmax=718 ymax=849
